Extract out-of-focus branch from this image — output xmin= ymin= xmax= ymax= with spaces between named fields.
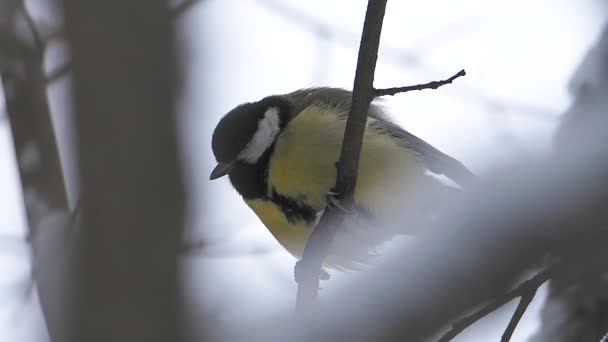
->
xmin=223 ymin=113 xmax=608 ymax=341
xmin=1 ymin=2 xmax=72 ymax=342
xmin=44 ymin=0 xmax=198 ymax=86
xmin=318 ymin=124 xmax=608 ymax=341
xmin=295 ymin=0 xmax=387 ymax=312
xmin=531 ymin=23 xmax=608 ymax=342
xmin=62 ymin=1 xmax=185 ymax=341
xmin=374 ymin=69 xmax=465 ymax=97
xmin=437 ymin=267 xmax=552 ymax=342
xmin=2 ymin=4 xmax=68 ymax=216
xmin=501 ymin=288 xmax=536 ymax=342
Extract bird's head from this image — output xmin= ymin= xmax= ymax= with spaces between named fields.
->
xmin=210 ymin=96 xmax=291 ymax=180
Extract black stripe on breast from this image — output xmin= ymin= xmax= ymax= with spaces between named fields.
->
xmin=270 ymin=189 xmax=317 ymax=224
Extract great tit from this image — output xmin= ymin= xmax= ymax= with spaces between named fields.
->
xmin=210 ymin=88 xmax=474 ymax=268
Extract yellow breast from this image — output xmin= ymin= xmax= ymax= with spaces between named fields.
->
xmin=245 ymin=198 xmax=311 ymax=258
xmin=245 ymin=105 xmax=429 ymax=260
xmin=269 ymin=105 xmax=427 ymax=215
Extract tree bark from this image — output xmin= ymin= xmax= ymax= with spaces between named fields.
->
xmin=61 ymin=1 xmax=186 ymax=341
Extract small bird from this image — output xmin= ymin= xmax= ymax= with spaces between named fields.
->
xmin=210 ymin=88 xmax=474 ymax=268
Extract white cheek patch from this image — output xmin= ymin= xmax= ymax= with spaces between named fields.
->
xmin=239 ymin=107 xmax=281 ymax=163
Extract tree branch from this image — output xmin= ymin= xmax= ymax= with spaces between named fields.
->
xmin=1 ymin=3 xmax=72 ymax=342
xmin=437 ymin=266 xmax=552 ymax=342
xmin=295 ymin=0 xmax=387 ymax=313
xmin=374 ymin=69 xmax=466 ymax=97
xmin=501 ymin=289 xmax=536 ymax=342
xmin=45 ymin=0 xmax=198 ymax=85
xmin=223 ymin=128 xmax=608 ymax=342
xmin=62 ymin=0 xmax=185 ymax=341
xmin=294 ymin=2 xmax=467 ymax=313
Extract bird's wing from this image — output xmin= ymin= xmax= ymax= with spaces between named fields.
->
xmin=284 ymin=87 xmax=476 ymax=186
xmin=369 ymin=118 xmax=475 ymax=186
xmin=282 ymin=87 xmax=383 ymax=117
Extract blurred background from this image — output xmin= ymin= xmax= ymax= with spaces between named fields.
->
xmin=0 ymin=0 xmax=607 ymax=341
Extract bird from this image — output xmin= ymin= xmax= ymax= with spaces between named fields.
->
xmin=210 ymin=88 xmax=475 ymax=268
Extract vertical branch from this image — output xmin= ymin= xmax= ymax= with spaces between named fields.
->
xmin=335 ymin=0 xmax=386 ymax=205
xmin=62 ymin=0 xmax=185 ymax=341
xmin=3 ymin=7 xmax=69 ymax=219
xmin=295 ymin=0 xmax=387 ymax=311
xmin=1 ymin=2 xmax=71 ymax=342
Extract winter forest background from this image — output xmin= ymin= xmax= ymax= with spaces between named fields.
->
xmin=0 ymin=0 xmax=607 ymax=341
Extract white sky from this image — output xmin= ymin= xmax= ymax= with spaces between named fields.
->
xmin=0 ymin=0 xmax=607 ymax=340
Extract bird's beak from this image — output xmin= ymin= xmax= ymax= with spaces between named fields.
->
xmin=209 ymin=161 xmax=234 ymax=180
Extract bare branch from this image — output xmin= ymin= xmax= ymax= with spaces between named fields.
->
xmin=222 ymin=127 xmax=608 ymax=341
xmin=437 ymin=267 xmax=552 ymax=342
xmin=294 ymin=0 xmax=387 ymax=313
xmin=373 ymin=69 xmax=466 ymax=97
xmin=501 ymin=289 xmax=536 ymax=342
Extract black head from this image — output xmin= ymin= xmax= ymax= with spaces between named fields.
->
xmin=210 ymin=96 xmax=292 ymax=180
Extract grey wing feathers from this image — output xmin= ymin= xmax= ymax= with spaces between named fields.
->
xmin=283 ymin=87 xmax=476 ymax=186
xmin=369 ymin=119 xmax=476 ymax=186
xmin=283 ymin=87 xmax=388 ymax=120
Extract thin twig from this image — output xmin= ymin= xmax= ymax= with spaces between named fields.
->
xmin=374 ymin=69 xmax=466 ymax=97
xmin=501 ymin=289 xmax=536 ymax=342
xmin=436 ymin=267 xmax=552 ymax=342
xmin=295 ymin=0 xmax=387 ymax=313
